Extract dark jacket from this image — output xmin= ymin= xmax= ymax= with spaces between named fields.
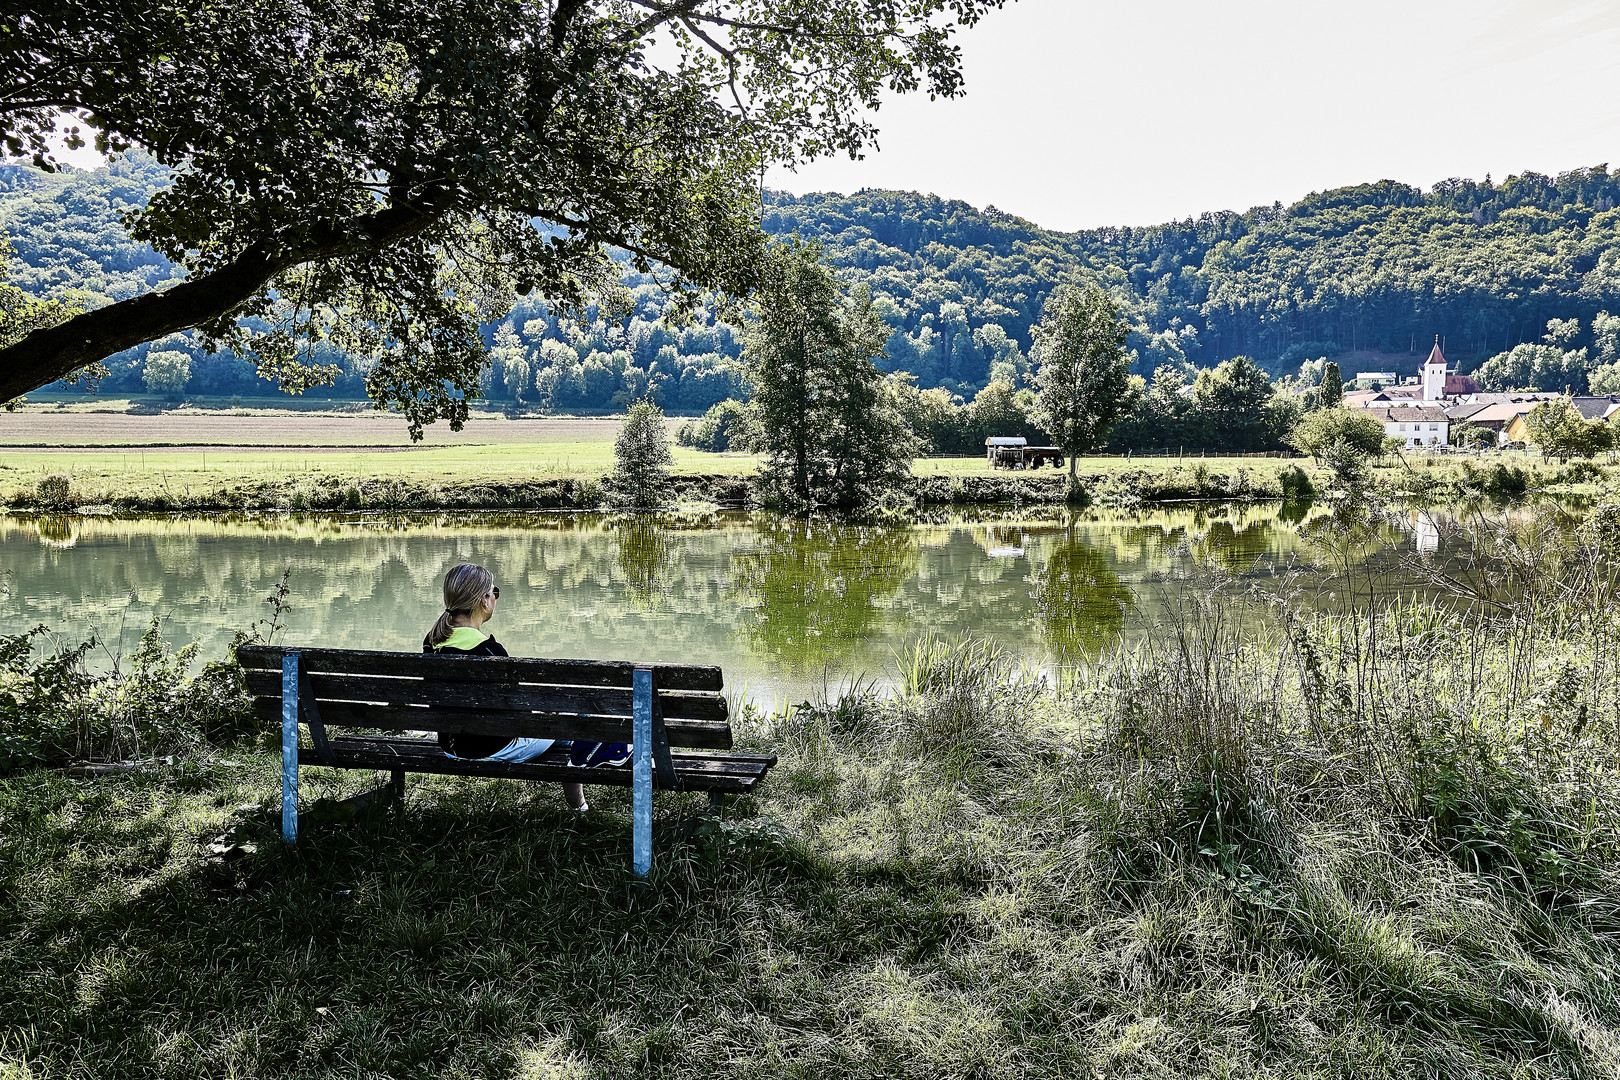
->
xmin=425 ymin=626 xmax=513 ymax=759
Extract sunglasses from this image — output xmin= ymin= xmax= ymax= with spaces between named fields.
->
xmin=488 ymin=586 xmax=500 ymax=599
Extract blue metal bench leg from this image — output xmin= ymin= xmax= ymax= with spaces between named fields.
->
xmin=281 ymin=653 xmax=300 ymax=844
xmin=632 ymin=668 xmax=654 ymax=878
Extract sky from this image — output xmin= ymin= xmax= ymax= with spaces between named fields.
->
xmin=765 ymin=0 xmax=1620 ymax=232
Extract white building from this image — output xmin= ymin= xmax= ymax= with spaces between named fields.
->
xmin=1362 ymin=405 xmax=1450 ymax=448
xmin=1421 ymin=338 xmax=1479 ymax=401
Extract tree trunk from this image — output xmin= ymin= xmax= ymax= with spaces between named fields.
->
xmin=0 ymin=248 xmax=285 ymax=402
xmin=0 ymin=200 xmax=440 ymax=402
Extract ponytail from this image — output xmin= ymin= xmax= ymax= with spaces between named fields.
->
xmin=426 ymin=563 xmax=494 ymax=647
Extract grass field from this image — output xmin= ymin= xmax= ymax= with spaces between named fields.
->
xmin=0 ymin=411 xmax=1312 ymax=491
xmin=1 ymin=408 xmax=1606 ymax=511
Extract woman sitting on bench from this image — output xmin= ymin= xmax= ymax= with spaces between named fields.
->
xmin=425 ymin=562 xmax=628 ymax=812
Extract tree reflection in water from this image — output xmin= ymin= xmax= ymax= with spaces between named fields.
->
xmin=614 ymin=517 xmax=674 ymax=609
xmin=731 ymin=516 xmax=918 ymax=674
xmin=1028 ymin=528 xmax=1134 ymax=664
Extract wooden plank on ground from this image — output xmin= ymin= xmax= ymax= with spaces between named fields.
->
xmin=296 ymin=743 xmax=771 ymax=793
xmin=326 ymin=736 xmax=772 ymax=776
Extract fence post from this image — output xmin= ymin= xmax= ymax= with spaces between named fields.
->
xmin=281 ymin=653 xmax=299 ymax=844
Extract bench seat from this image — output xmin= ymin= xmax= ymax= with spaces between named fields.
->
xmin=300 ymin=735 xmax=775 ymax=793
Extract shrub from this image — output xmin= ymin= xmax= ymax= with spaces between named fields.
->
xmin=1288 ymin=407 xmax=1386 ymax=458
xmin=677 ymin=399 xmax=756 ymax=453
xmin=35 ymin=473 xmax=72 ymax=509
xmin=1277 ymin=463 xmax=1315 ymax=499
xmin=0 ymin=619 xmax=254 ymax=770
xmin=1483 ymin=462 xmax=1528 ymax=496
xmin=607 ymin=398 xmax=673 ymax=509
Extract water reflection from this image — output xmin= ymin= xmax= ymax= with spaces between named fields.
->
xmin=0 ymin=502 xmax=1472 ymax=699
xmin=1028 ymin=530 xmax=1132 ymax=663
xmin=731 ymin=517 xmax=918 ymax=675
xmin=615 ymin=517 xmax=674 ymax=608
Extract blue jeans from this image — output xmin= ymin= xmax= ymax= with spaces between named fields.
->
xmin=480 ymin=738 xmax=560 ymax=763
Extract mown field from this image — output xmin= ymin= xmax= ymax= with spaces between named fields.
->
xmin=0 ymin=410 xmax=1323 ymax=498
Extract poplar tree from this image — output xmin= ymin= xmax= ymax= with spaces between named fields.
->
xmin=1031 ymin=285 xmax=1131 ymax=477
xmin=1318 ymin=361 xmax=1343 ymax=408
xmin=745 ymin=244 xmax=913 ymax=509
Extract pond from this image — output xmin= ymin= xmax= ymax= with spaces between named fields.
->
xmin=0 ymin=504 xmax=1466 ymax=701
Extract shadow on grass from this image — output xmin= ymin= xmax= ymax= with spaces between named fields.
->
xmin=0 ymin=765 xmax=984 ymax=1080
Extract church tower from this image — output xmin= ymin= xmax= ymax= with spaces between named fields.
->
xmin=1422 ymin=337 xmax=1448 ymax=401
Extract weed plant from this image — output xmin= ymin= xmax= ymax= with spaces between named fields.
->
xmin=1 ymin=503 xmax=1619 ymax=1077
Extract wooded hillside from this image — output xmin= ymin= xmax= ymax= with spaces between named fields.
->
xmin=6 ymin=155 xmax=1620 ymax=407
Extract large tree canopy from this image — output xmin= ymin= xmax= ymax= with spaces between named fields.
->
xmin=1 ymin=0 xmax=1005 ymax=431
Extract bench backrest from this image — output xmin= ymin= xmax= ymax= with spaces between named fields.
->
xmin=236 ymin=645 xmax=731 ymax=750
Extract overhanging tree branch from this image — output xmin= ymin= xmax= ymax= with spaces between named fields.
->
xmin=0 ymin=199 xmax=442 ymax=401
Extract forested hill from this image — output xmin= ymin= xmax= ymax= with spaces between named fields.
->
xmin=770 ymin=172 xmax=1620 ymax=386
xmin=6 ymin=153 xmax=1620 ymax=407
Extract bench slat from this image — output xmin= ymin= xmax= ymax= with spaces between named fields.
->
xmin=300 ymin=736 xmax=776 ymax=794
xmin=242 ymin=669 xmax=728 ymax=722
xmin=249 ymin=698 xmax=735 ymax=749
xmin=238 ymin=645 xmax=723 ymax=692
xmin=329 ymin=734 xmax=772 ymax=775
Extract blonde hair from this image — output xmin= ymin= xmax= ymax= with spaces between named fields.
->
xmin=426 ymin=563 xmax=494 ymax=647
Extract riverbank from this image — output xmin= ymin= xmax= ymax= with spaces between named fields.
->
xmin=4 ymin=410 xmax=1612 ymax=510
xmin=4 ymin=452 xmax=1611 ymax=512
xmin=3 ymin=502 xmax=1617 ymax=1077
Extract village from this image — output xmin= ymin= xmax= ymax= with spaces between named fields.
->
xmin=1342 ymin=337 xmax=1620 ymax=450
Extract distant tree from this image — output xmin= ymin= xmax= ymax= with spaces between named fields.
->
xmin=1449 ymin=422 xmax=1497 ymax=451
xmin=746 ymin=244 xmax=914 ymax=509
xmin=823 ymin=287 xmax=918 ymax=509
xmin=1589 ymin=311 xmax=1620 ymax=393
xmin=142 ymin=350 xmax=191 ymax=399
xmin=676 ymin=399 xmax=757 ymax=453
xmin=608 ymin=399 xmax=673 ymax=509
xmin=1288 ymin=408 xmax=1386 ymax=459
xmin=1318 ymin=361 xmax=1343 ymax=409
xmin=885 ymin=373 xmax=966 ymax=454
xmin=1524 ymin=399 xmax=1579 ymax=461
xmin=488 ymin=322 xmax=532 ymax=402
xmin=1031 ymin=284 xmax=1132 ymax=477
xmin=1589 ymin=364 xmax=1620 ymax=395
xmin=1193 ymin=355 xmax=1274 ymax=450
xmin=1524 ymin=398 xmax=1613 ymax=462
xmin=1473 ymin=318 xmax=1595 ymax=392
xmin=966 ymin=378 xmax=1036 ymax=446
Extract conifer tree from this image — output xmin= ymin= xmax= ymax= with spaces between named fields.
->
xmin=1318 ymin=361 xmax=1343 ymax=408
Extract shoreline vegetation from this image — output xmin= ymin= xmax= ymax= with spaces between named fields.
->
xmin=1 ymin=454 xmax=1610 ymax=514
xmin=2 ymin=498 xmax=1617 ymax=1076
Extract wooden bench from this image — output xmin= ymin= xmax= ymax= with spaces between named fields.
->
xmin=236 ymin=645 xmax=776 ymax=877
